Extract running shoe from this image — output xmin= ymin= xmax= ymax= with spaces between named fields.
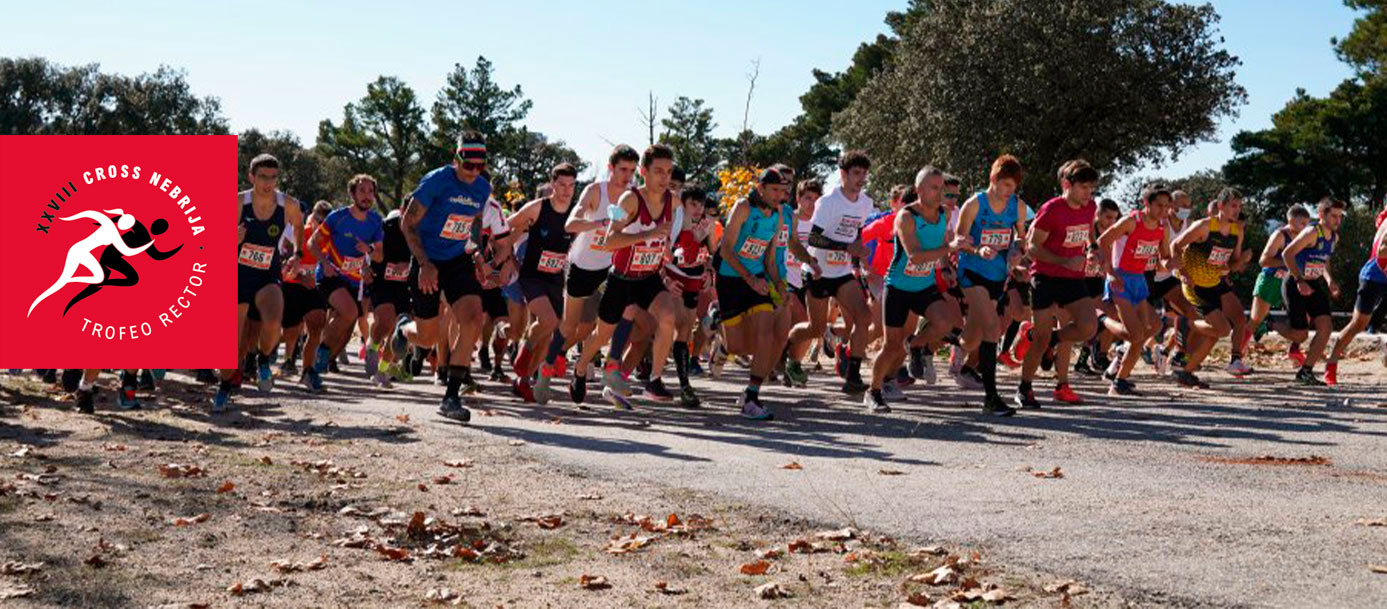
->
xmin=212 ymin=383 xmax=231 ymax=414
xmin=1105 ymin=344 xmax=1126 ymax=381
xmin=841 ymin=377 xmax=869 ymax=396
xmin=909 ymin=348 xmax=926 ymax=380
xmin=257 ymin=358 xmax=274 ymax=393
xmin=372 ymin=371 xmax=393 ymax=389
xmin=76 ymin=388 xmax=95 ymax=415
xmin=1108 ymin=378 xmax=1139 ymax=396
xmin=1012 ymin=321 xmax=1035 ymax=361
xmin=552 ymin=355 xmax=568 ymax=379
xmin=1073 ymin=349 xmax=1098 ymax=377
xmin=983 ymin=394 xmax=1016 ymax=417
xmin=301 ymin=369 xmax=324 ymax=393
xmin=881 ymin=380 xmax=907 ymax=403
xmin=1173 ymin=369 xmax=1208 ymax=389
xmin=1226 ymin=357 xmax=1253 ymax=377
xmin=42 ymin=369 xmax=59 ymax=385
xmin=952 ymin=367 xmax=983 ymax=390
xmin=603 ymin=363 xmax=631 ymax=397
xmin=1287 ymin=344 xmax=1306 ymax=367
xmin=602 ymin=385 xmax=634 ymax=410
xmin=138 ymin=369 xmax=156 ymax=391
xmin=1053 ymin=383 xmax=1083 ymax=405
xmin=1013 ymin=385 xmax=1041 ymax=409
xmin=894 ymin=366 xmax=915 ymax=388
xmin=534 ymin=366 xmax=553 ymax=405
xmin=364 ymin=344 xmax=380 ymax=379
xmin=687 ymin=358 xmax=705 ymax=377
xmin=785 ymin=360 xmax=808 ymax=388
xmin=117 ymin=384 xmax=140 ymax=411
xmin=1295 ymin=366 xmax=1325 ymax=386
xmin=314 ymin=345 xmax=331 ymax=375
xmin=864 ymin=390 xmax=891 ymax=413
xmin=512 ymin=377 xmax=536 ymax=403
xmin=920 ymin=353 xmax=938 ymax=385
xmin=644 ymin=378 xmax=674 ymax=402
xmin=569 ymin=375 xmax=588 ymax=404
xmin=1324 ymin=362 xmax=1339 ymax=387
xmin=737 ymin=392 xmax=774 ymax=420
xmin=678 ymin=385 xmax=701 ymax=409
xmin=948 ymin=345 xmax=964 ymax=375
xmin=1140 ymin=347 xmax=1154 ymax=367
xmin=438 ymin=396 xmax=471 ymax=422
xmin=998 ymin=350 xmax=1022 ymax=370
xmin=835 ymin=344 xmax=850 ymax=379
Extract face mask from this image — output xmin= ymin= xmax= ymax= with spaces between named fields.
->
xmin=1176 ymin=208 xmax=1191 ymax=220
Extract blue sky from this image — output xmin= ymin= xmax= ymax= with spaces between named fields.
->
xmin=2 ymin=1 xmax=1362 ymax=184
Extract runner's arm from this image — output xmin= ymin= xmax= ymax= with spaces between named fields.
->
xmin=1259 ymin=231 xmax=1287 ymax=269
xmin=718 ymin=201 xmax=757 ymax=282
xmin=507 ymin=198 xmax=543 ymax=235
xmin=951 ymin=196 xmax=980 ymax=254
xmin=564 ymin=184 xmax=606 ymax=233
xmin=1169 ymin=219 xmax=1209 ymax=260
xmin=1026 ymin=225 xmax=1068 ymax=267
xmin=598 ymin=191 xmax=649 ymax=250
xmin=400 ymin=198 xmax=433 ymax=267
xmin=1097 ymin=215 xmax=1135 ymax=276
xmin=1280 ymin=225 xmax=1318 ymax=280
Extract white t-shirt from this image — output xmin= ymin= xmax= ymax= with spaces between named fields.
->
xmin=786 ymin=214 xmax=813 ymax=288
xmin=805 ymin=186 xmax=874 ymax=279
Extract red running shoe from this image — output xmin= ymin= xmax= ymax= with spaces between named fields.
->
xmin=1053 ymin=383 xmax=1084 ymax=405
xmin=1013 ymin=321 xmax=1035 ymax=362
xmin=553 ymin=355 xmax=568 ymax=379
xmin=512 ymin=377 xmax=535 ymax=403
xmin=1323 ymin=361 xmax=1338 ymax=387
xmin=998 ymin=351 xmax=1022 ymax=369
xmin=1288 ymin=344 xmax=1306 ymax=367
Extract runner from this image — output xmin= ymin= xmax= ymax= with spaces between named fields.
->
xmin=569 ymin=144 xmax=679 ymax=410
xmin=308 ymin=174 xmax=384 ymax=381
xmin=369 ymin=205 xmax=416 ymax=387
xmin=508 ymin=163 xmax=579 ymax=402
xmin=781 ymin=180 xmax=823 ymax=387
xmin=787 ymin=150 xmax=875 ymax=397
xmin=1324 ymin=207 xmax=1387 ymax=382
xmin=952 ymin=155 xmax=1028 ymax=404
xmin=867 ymin=167 xmax=980 ymax=413
xmin=390 ymin=131 xmax=510 ymax=422
xmin=536 ymin=145 xmax=641 ymax=404
xmin=220 ymin=154 xmax=304 ymax=411
xmin=1168 ymin=187 xmax=1250 ymax=389
xmin=1074 ymin=199 xmax=1121 ymax=376
xmin=1279 ymin=197 xmax=1346 ymax=385
xmin=715 ymin=168 xmax=791 ymax=419
xmin=280 ymin=201 xmax=331 ymax=390
xmin=1014 ymin=160 xmax=1100 ymax=408
xmin=1096 ymin=183 xmax=1174 ymax=395
xmin=1247 ymin=205 xmax=1310 ymax=359
xmin=663 ymin=186 xmax=718 ymax=408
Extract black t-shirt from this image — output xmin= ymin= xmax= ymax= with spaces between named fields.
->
xmin=371 ymin=213 xmax=414 ymax=282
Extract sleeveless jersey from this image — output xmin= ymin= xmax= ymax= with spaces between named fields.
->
xmin=718 ymin=199 xmax=780 ymax=279
xmin=1261 ymin=226 xmax=1297 ymax=279
xmin=886 ymin=205 xmax=947 ymax=292
xmin=610 ymin=187 xmax=672 ymax=279
xmin=569 ymin=181 xmax=619 ymax=271
xmin=957 ymin=191 xmax=1019 ymax=281
xmin=1112 ymin=209 xmax=1165 ymax=274
xmin=1182 ymin=217 xmax=1240 ymax=287
xmin=1293 ymin=222 xmax=1336 ymax=282
xmin=519 ymin=197 xmax=575 ymax=281
xmin=238 ymin=190 xmax=287 ymax=279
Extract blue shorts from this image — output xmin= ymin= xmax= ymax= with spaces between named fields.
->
xmin=1103 ymin=270 xmax=1149 ymax=305
xmin=501 ymin=280 xmax=525 ymax=305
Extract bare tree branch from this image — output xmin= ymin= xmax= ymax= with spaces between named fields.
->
xmin=636 ymin=91 xmax=659 ymax=147
xmin=740 ymin=58 xmax=761 ymax=165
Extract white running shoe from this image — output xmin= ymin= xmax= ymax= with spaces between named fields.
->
xmin=951 ymin=368 xmax=982 ymax=390
xmin=881 ymin=380 xmax=906 ymax=403
xmin=948 ymin=345 xmax=965 ymax=375
xmin=1226 ymin=357 xmax=1253 ymax=376
xmin=1105 ymin=344 xmax=1125 ymax=379
xmin=921 ymin=354 xmax=937 ymax=385
xmin=864 ymin=391 xmax=891 ymax=413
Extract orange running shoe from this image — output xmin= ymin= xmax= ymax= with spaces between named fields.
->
xmin=1053 ymin=383 xmax=1084 ymax=405
xmin=1323 ymin=361 xmax=1338 ymax=387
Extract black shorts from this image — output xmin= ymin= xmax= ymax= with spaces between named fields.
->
xmin=370 ymin=279 xmax=412 ymax=317
xmin=1282 ymin=277 xmax=1333 ymax=330
xmin=1085 ymin=277 xmax=1105 ymax=299
xmin=884 ymin=285 xmax=945 ymax=328
xmin=1185 ymin=281 xmax=1232 ymax=317
xmin=519 ymin=276 xmax=565 ymax=316
xmin=1145 ymin=272 xmax=1179 ymax=306
xmin=716 ymin=273 xmax=774 ymax=326
xmin=566 ymin=265 xmax=609 ymax=299
xmin=598 ymin=274 xmax=665 ymax=325
xmin=1355 ymin=280 xmax=1387 ymax=316
xmin=1031 ymin=275 xmax=1092 ymax=310
xmin=318 ymin=275 xmax=363 ymax=316
xmin=482 ymin=288 xmax=509 ymax=319
xmin=411 ymin=255 xmax=483 ymax=320
xmin=959 ymin=269 xmax=1006 ymax=301
xmin=283 ymin=281 xmax=327 ymax=328
xmin=807 ymin=274 xmax=855 ymax=300
xmin=238 ymin=269 xmax=279 ymax=305
xmin=789 ymin=284 xmax=807 ymax=308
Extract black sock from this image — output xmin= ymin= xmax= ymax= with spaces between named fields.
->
xmin=848 ymin=357 xmax=864 ymax=382
xmin=910 ymin=345 xmax=926 ymax=363
xmin=871 ymin=388 xmax=885 ymax=402
xmin=1019 ymin=379 xmax=1033 ymax=393
xmin=478 ymin=347 xmax=491 ymax=370
xmin=979 ymin=341 xmax=999 ymax=398
xmin=445 ymin=365 xmax=467 ymax=398
xmin=673 ymin=341 xmax=691 ymax=388
xmin=1001 ymin=321 xmax=1021 ymax=353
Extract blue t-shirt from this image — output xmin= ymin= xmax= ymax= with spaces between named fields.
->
xmin=411 ymin=166 xmax=494 ymax=262
xmin=316 ymin=207 xmax=384 ymax=287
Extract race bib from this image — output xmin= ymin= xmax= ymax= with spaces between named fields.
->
xmin=1134 ymin=240 xmax=1160 ymax=259
xmin=1304 ymin=261 xmax=1326 ymax=280
xmin=238 ymin=243 xmax=274 ymax=270
xmin=591 ymin=225 xmax=611 ymax=251
xmin=825 ymin=250 xmax=851 ymax=266
xmin=834 ymin=216 xmax=862 ymax=240
xmin=904 ymin=259 xmax=937 ymax=277
xmin=777 ymin=227 xmax=789 ymax=247
xmin=1084 ymin=258 xmax=1102 ymax=277
xmin=1062 ymin=224 xmax=1090 ymax=248
xmin=980 ymin=229 xmax=1012 ymax=248
xmin=738 ymin=236 xmax=769 ymax=260
xmin=384 ymin=261 xmax=411 ymax=281
xmin=341 ymin=256 xmax=366 ymax=275
xmin=630 ymin=241 xmax=664 ymax=273
xmin=537 ymin=250 xmax=567 ymax=274
xmin=440 ymin=213 xmax=475 ymax=241
xmin=1208 ymin=246 xmax=1233 ymax=267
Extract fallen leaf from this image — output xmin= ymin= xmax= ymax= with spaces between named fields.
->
xmin=878 ymin=468 xmax=906 ymax=476
xmin=375 ymin=545 xmax=411 ymax=561
xmin=577 ymin=493 xmax=603 ymax=500
xmin=653 ymin=580 xmax=688 ymax=595
xmin=216 ymin=481 xmax=236 ymax=493
xmin=0 ymin=562 xmax=43 ymax=575
xmin=34 ymin=514 xmax=54 ymax=522
xmin=1044 ymin=579 xmax=1089 ymax=595
xmin=102 ymin=443 xmax=128 ymax=452
xmin=521 ymin=513 xmax=565 ymax=529
xmin=981 ymin=587 xmax=1013 ymax=602
xmin=158 ymin=463 xmax=206 ymax=478
xmin=755 ymin=581 xmax=792 ymax=599
xmin=909 ymin=565 xmax=958 ymax=585
xmin=816 ymin=527 xmax=857 ymax=541
xmin=171 ymin=513 xmax=211 ymax=526
xmin=781 ymin=462 xmax=803 ymax=470
xmin=424 ymin=587 xmax=462 ymax=603
xmin=740 ymin=559 xmax=773 ymax=575
xmin=0 ymin=585 xmax=35 ymax=599
xmin=1372 ymin=564 xmax=1387 ymax=574
xmin=8 ymin=447 xmax=33 ymax=458
xmin=443 ymin=459 xmax=473 ymax=468
xmin=606 ymin=533 xmax=657 ymax=554
xmin=1031 ymin=467 xmax=1064 ymax=479
xmin=579 ymin=574 xmax=610 ymax=590
xmin=788 ymin=539 xmax=828 ymax=554
xmin=84 ymin=554 xmax=107 ymax=568
xmin=270 ymin=555 xmax=328 ymax=573
xmin=418 ymin=484 xmax=428 ymax=492
xmin=1355 ymin=518 xmax=1387 ymax=527
xmin=433 ymin=475 xmax=453 ymax=485
xmin=760 ymin=548 xmax=784 ymax=560
xmin=258 ymin=456 xmax=273 ymax=465
xmin=395 ymin=414 xmax=410 ymax=423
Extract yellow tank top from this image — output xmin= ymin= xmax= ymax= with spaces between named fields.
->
xmin=1181 ymin=218 xmax=1241 ymax=287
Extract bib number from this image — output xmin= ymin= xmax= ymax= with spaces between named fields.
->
xmin=238 ymin=243 xmax=274 ymax=270
xmin=738 ymin=236 xmax=769 ymax=260
xmin=825 ymin=250 xmax=851 ymax=267
xmin=1209 ymin=246 xmax=1232 ymax=267
xmin=1304 ymin=261 xmax=1326 ymax=280
xmin=384 ymin=261 xmax=411 ymax=281
xmin=904 ymin=259 xmax=937 ymax=278
xmin=630 ymin=241 xmax=664 ymax=273
xmin=1063 ymin=224 xmax=1090 ymax=248
xmin=341 ymin=256 xmax=366 ymax=276
xmin=537 ymin=250 xmax=567 ymax=274
xmin=980 ymin=229 xmax=1012 ymax=248
xmin=440 ymin=213 xmax=475 ymax=241
xmin=1084 ymin=258 xmax=1102 ymax=277
xmin=1134 ymin=240 xmax=1159 ymax=259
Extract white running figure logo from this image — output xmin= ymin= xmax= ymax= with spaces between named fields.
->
xmin=28 ymin=208 xmax=156 ymax=317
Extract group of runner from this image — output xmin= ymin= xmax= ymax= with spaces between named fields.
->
xmin=46 ymin=132 xmax=1387 ymax=419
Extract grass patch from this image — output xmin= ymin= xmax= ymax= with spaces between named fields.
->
xmin=0 ymin=496 xmax=20 ymax=514
xmin=842 ymin=550 xmax=932 ymax=578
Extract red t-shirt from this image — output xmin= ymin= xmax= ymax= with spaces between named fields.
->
xmin=1031 ymin=196 xmax=1096 ymax=279
xmin=860 ymin=211 xmax=897 ymax=277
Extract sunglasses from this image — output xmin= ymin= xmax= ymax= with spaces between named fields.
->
xmin=943 ymin=193 xmax=959 ymax=199
xmin=461 ymin=161 xmax=486 ymax=171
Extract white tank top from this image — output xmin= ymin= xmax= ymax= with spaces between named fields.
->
xmin=569 ymin=180 xmax=617 ymax=271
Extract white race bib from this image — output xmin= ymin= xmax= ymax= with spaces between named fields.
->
xmin=440 ymin=213 xmax=474 ymax=241
xmin=630 ymin=241 xmax=664 ymax=273
xmin=904 ymin=259 xmax=937 ymax=277
xmin=825 ymin=250 xmax=851 ymax=266
xmin=738 ymin=236 xmax=769 ymax=260
xmin=537 ymin=250 xmax=567 ymax=274
xmin=1062 ymin=224 xmax=1090 ymax=248
xmin=384 ymin=261 xmax=411 ymax=281
xmin=1209 ymin=246 xmax=1233 ymax=267
xmin=980 ymin=229 xmax=1011 ymax=248
xmin=238 ymin=243 xmax=274 ymax=270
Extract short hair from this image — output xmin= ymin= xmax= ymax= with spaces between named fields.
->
xmin=347 ymin=173 xmax=377 ymax=196
xmin=943 ymin=173 xmax=962 ymax=187
xmin=1141 ymin=182 xmax=1172 ymax=204
xmin=609 ymin=144 xmax=640 ymax=166
xmin=1171 ymin=189 xmax=1191 ymax=202
xmin=989 ymin=154 xmax=1025 ymax=184
xmin=670 ymin=165 xmax=686 ymax=183
xmin=914 ymin=166 xmax=945 ymax=188
xmin=838 ymin=150 xmax=871 ymax=172
xmin=249 ymin=153 xmax=279 ymax=175
xmin=1099 ymin=198 xmax=1121 ymax=214
xmin=1318 ymin=196 xmax=1347 ymax=215
xmin=1216 ymin=187 xmax=1243 ymax=205
xmin=1287 ymin=204 xmax=1311 ymax=219
xmin=312 ymin=200 xmax=333 ymax=220
xmin=771 ymin=163 xmax=794 ymax=177
xmin=550 ymin=162 xmax=578 ymax=180
xmin=680 ymin=186 xmax=708 ymax=203
xmin=641 ymin=143 xmax=675 ymax=168
xmin=457 ymin=130 xmax=485 ymax=148
xmin=1059 ymin=159 xmax=1099 ymax=185
xmin=797 ymin=179 xmax=824 ymax=198
xmin=889 ymin=184 xmax=911 ymax=202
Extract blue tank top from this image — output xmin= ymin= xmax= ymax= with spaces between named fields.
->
xmin=718 ymin=202 xmax=780 ymax=278
xmin=957 ymin=191 xmax=1018 ymax=281
xmin=1294 ymin=222 xmax=1336 ymax=282
xmin=886 ymin=206 xmax=947 ymax=292
xmin=774 ymin=203 xmax=794 ymax=280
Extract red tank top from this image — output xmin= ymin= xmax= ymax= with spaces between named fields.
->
xmin=611 ymin=187 xmax=672 ymax=278
xmin=1116 ymin=209 xmax=1166 ymax=274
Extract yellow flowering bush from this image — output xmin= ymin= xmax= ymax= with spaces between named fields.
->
xmin=716 ymin=165 xmax=760 ymax=217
